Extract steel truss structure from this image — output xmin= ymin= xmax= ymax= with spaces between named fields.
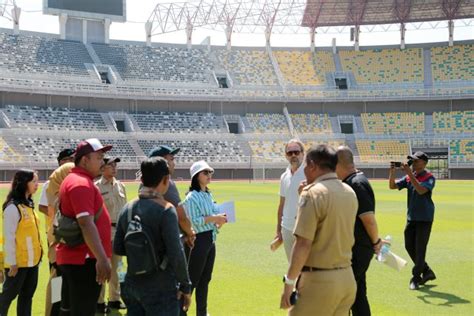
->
xmin=0 ymin=0 xmax=20 ymax=33
xmin=146 ymin=0 xmax=474 ymax=49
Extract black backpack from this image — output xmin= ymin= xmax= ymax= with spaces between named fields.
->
xmin=123 ymin=200 xmax=168 ymax=276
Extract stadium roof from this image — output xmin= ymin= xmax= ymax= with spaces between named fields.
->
xmin=302 ymin=0 xmax=474 ymax=27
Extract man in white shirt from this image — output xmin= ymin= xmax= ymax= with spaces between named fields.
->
xmin=274 ymin=139 xmax=306 ymax=261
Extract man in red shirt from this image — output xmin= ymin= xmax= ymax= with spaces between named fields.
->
xmin=56 ymin=138 xmax=113 ymax=316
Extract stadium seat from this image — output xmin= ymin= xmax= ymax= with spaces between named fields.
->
xmin=431 ymin=44 xmax=474 ymax=82
xmin=361 ymin=112 xmax=425 ymax=135
xmin=356 ymin=140 xmax=410 ymax=163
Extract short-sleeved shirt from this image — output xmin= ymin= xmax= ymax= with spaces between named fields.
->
xmin=396 ymin=170 xmax=435 ymax=222
xmin=56 ymin=167 xmax=112 ymax=265
xmin=343 ymin=171 xmax=376 ymax=248
xmin=294 ymin=172 xmax=358 ymax=269
xmin=95 ymin=177 xmax=127 ymax=224
xmin=279 ymin=164 xmax=306 ymax=231
xmin=164 ymin=180 xmax=181 ymax=208
xmin=39 ymin=181 xmax=49 ymax=207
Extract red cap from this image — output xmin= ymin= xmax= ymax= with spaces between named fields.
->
xmin=75 ymin=138 xmax=112 ymax=160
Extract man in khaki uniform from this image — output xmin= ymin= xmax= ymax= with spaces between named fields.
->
xmin=280 ymin=144 xmax=358 ymax=316
xmin=96 ymin=156 xmax=127 ymax=312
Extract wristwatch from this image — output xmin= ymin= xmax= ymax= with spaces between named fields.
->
xmin=282 ymin=274 xmax=296 ymax=286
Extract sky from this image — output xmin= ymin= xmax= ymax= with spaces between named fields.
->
xmin=0 ymin=0 xmax=472 ymax=47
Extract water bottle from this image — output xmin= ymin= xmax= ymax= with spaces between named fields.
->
xmin=377 ymin=235 xmax=392 ymax=262
xmin=118 ymin=260 xmax=126 ymax=284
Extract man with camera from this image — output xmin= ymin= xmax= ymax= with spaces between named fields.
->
xmin=389 ymin=151 xmax=436 ymax=290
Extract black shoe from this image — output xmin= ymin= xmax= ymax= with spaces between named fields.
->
xmin=107 ymin=300 xmax=126 ymax=310
xmin=420 ymin=270 xmax=436 ymax=285
xmin=409 ymin=278 xmax=420 ymax=290
xmin=96 ymin=303 xmax=110 ymax=314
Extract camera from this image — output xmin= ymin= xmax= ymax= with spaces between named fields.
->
xmin=391 ymin=161 xmax=402 ymax=167
xmin=407 ymin=159 xmax=414 ymax=166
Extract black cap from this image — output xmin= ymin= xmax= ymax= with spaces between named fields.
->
xmin=148 ymin=145 xmax=180 ymax=158
xmin=57 ymin=148 xmax=75 ymax=163
xmin=104 ymin=156 xmax=121 ymax=164
xmin=407 ymin=151 xmax=429 ymax=162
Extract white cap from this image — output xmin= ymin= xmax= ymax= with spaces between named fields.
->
xmin=190 ymin=160 xmax=214 ymax=179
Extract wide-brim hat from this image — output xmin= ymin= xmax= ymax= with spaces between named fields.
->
xmin=190 ymin=160 xmax=214 ymax=179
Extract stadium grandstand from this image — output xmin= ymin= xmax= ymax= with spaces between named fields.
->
xmin=0 ymin=0 xmax=472 ymax=181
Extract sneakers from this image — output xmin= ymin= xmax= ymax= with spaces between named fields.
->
xmin=420 ymin=270 xmax=436 ymax=285
xmin=108 ymin=300 xmax=126 ymax=310
xmin=409 ymin=277 xmax=421 ymax=290
xmin=96 ymin=303 xmax=109 ymax=314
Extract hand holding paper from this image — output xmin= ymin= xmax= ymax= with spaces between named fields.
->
xmin=216 ymin=201 xmax=236 ymax=223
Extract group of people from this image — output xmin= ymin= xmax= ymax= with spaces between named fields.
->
xmin=276 ymin=140 xmax=437 ymax=315
xmin=0 ymin=137 xmax=437 ymax=316
xmin=0 ymin=138 xmax=227 ymax=316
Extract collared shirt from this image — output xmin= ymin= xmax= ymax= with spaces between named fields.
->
xmin=343 ymin=171 xmax=376 ymax=248
xmin=56 ymin=167 xmax=112 ymax=265
xmin=180 ymin=190 xmax=219 ymax=241
xmin=294 ymin=172 xmax=358 ymax=269
xmin=96 ymin=176 xmax=127 ymax=224
xmin=279 ymin=164 xmax=306 ymax=231
xmin=396 ymin=170 xmax=436 ymax=222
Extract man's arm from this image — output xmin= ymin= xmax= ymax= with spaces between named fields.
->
xmin=77 ymin=215 xmax=111 ymax=284
xmin=280 ymin=236 xmax=312 ymax=309
xmin=403 ymin=164 xmax=429 ymax=195
xmin=275 ymin=196 xmax=285 ymax=240
xmin=359 ymin=213 xmax=382 ymax=254
xmin=176 ymin=205 xmax=194 ymax=237
xmin=389 ymin=163 xmax=398 ymax=189
xmin=113 ymin=208 xmax=127 ymax=256
xmin=39 ymin=205 xmax=49 ymax=216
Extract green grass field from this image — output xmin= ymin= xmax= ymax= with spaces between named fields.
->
xmin=1 ymin=180 xmax=473 ymax=315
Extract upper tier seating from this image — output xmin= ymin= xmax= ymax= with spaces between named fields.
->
xmin=339 ymin=48 xmax=424 ymax=84
xmin=130 ymin=111 xmax=224 ymax=133
xmin=0 ymin=137 xmax=22 ymax=162
xmin=431 ymin=44 xmax=474 ymax=82
xmin=356 ymin=140 xmax=410 ymax=163
xmin=0 ymin=32 xmax=92 ymax=78
xmin=290 ymin=113 xmax=332 ymax=134
xmin=245 ymin=113 xmax=289 ymax=133
xmin=433 ymin=111 xmax=474 ymax=133
xmin=361 ymin=112 xmax=425 ymax=134
xmin=92 ymin=43 xmax=212 ymax=83
xmin=4 ymin=105 xmax=109 ymax=131
xmin=216 ymin=49 xmax=278 ymax=85
xmin=274 ymin=51 xmax=335 ymax=85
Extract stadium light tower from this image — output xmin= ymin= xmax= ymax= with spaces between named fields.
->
xmin=0 ymin=0 xmax=20 ymax=34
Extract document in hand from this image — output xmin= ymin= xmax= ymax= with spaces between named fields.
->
xmin=383 ymin=251 xmax=408 ymax=271
xmin=216 ymin=201 xmax=236 ymax=223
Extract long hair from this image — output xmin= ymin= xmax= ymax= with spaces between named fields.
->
xmin=188 ymin=172 xmax=209 ymax=193
xmin=3 ymin=169 xmax=36 ymax=211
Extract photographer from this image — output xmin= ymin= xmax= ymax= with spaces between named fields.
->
xmin=389 ymin=152 xmax=436 ymax=290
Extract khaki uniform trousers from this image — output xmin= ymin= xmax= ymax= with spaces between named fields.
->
xmin=289 ymin=267 xmax=356 ymax=316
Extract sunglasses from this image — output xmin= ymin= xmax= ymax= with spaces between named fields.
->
xmin=286 ymin=150 xmax=301 ymax=156
xmin=201 ymin=170 xmax=214 ymax=176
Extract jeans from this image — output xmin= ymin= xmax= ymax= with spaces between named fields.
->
xmin=404 ymin=221 xmax=433 ymax=281
xmin=351 ymin=245 xmax=374 ymax=316
xmin=58 ymin=259 xmax=101 ymax=316
xmin=0 ymin=266 xmax=39 ymax=316
xmin=122 ymin=281 xmax=179 ymax=316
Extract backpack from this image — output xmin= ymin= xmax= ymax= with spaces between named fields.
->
xmin=124 ymin=200 xmax=168 ymax=276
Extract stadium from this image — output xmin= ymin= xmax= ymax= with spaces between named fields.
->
xmin=0 ymin=0 xmax=473 ymax=315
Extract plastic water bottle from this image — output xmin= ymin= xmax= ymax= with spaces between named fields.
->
xmin=118 ymin=260 xmax=126 ymax=284
xmin=377 ymin=235 xmax=392 ymax=262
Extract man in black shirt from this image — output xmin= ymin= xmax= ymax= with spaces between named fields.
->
xmin=336 ymin=146 xmax=382 ymax=316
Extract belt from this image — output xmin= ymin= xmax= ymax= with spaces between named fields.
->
xmin=302 ymin=266 xmax=346 ymax=272
xmin=111 ymin=223 xmax=117 ymax=227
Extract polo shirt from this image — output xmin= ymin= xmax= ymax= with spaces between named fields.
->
xmin=279 ymin=164 xmax=306 ymax=231
xmin=343 ymin=171 xmax=376 ymax=248
xmin=294 ymin=172 xmax=358 ymax=269
xmin=56 ymin=167 xmax=112 ymax=265
xmin=396 ymin=170 xmax=435 ymax=222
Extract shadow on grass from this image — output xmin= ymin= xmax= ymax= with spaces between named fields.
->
xmin=417 ymin=285 xmax=471 ymax=307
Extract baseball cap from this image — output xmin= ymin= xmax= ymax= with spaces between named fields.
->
xmin=57 ymin=148 xmax=75 ymax=163
xmin=190 ymin=160 xmax=214 ymax=179
xmin=75 ymin=138 xmax=112 ymax=160
xmin=103 ymin=156 xmax=121 ymax=165
xmin=407 ymin=151 xmax=429 ymax=162
xmin=148 ymin=145 xmax=180 ymax=158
